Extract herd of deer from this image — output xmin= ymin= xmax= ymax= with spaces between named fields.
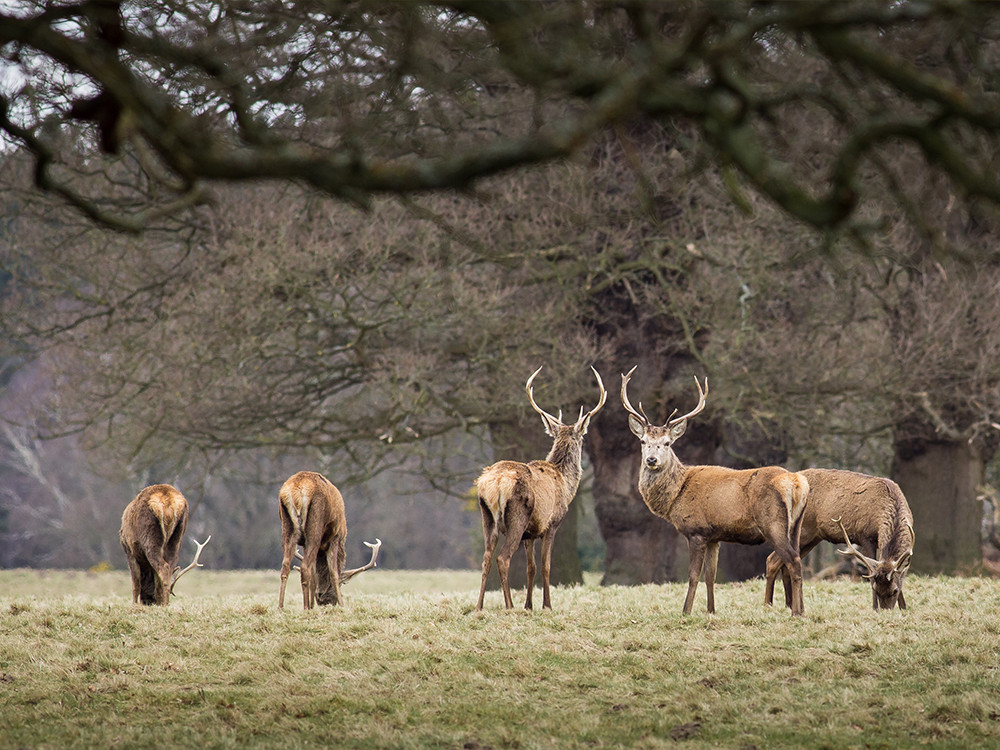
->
xmin=120 ymin=366 xmax=915 ymax=615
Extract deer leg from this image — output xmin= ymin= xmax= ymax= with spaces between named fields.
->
xmin=763 ymin=551 xmax=781 ymax=607
xmin=123 ymin=549 xmax=142 ymax=605
xmin=771 ymin=541 xmax=804 ymax=616
xmin=328 ymin=536 xmax=344 ymax=606
xmin=497 ymin=513 xmax=529 ymax=610
xmin=704 ymin=542 xmax=720 ymax=614
xmin=540 ymin=528 xmax=557 ymax=610
xmin=780 ymin=564 xmax=793 ymax=609
xmin=898 ymin=589 xmax=907 ymax=610
xmin=523 ymin=538 xmax=536 ymax=610
xmin=300 ymin=546 xmax=319 ymax=610
xmin=278 ymin=513 xmax=298 ymax=610
xmin=141 ymin=544 xmax=172 ymax=606
xmin=774 ymin=539 xmax=818 ymax=610
xmin=683 ymin=537 xmax=708 ymax=615
xmin=476 ymin=503 xmax=499 ymax=611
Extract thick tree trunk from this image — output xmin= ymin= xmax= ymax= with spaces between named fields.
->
xmin=891 ymin=437 xmax=985 ymax=574
xmin=481 ymin=419 xmax=583 ymax=591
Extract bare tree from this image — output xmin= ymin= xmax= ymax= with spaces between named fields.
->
xmin=4 ymin=3 xmax=1000 ymax=241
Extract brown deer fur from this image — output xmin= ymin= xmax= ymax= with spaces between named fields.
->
xmin=278 ymin=471 xmax=380 ymax=609
xmin=279 ymin=471 xmax=347 ymax=609
xmin=764 ymin=468 xmax=914 ymax=610
xmin=476 ymin=366 xmax=606 ymax=610
xmin=621 ymin=369 xmax=810 ymax=616
xmin=120 ymin=484 xmax=189 ymax=606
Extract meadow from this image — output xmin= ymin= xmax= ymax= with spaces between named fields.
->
xmin=1 ymin=568 xmax=999 ymax=749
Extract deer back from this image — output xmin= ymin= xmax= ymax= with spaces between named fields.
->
xmin=120 ymin=484 xmax=189 ymax=556
xmin=477 ymin=458 xmax=575 ymax=536
xmin=650 ymin=464 xmax=807 ymax=544
xmin=801 ymin=468 xmax=912 ymax=555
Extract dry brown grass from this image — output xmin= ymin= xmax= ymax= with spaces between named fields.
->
xmin=1 ymin=570 xmax=998 ymax=749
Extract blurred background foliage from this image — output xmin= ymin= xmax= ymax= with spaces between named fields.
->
xmin=1 ymin=1 xmax=999 ymax=579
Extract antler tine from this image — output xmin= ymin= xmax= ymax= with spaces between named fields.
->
xmin=525 ymin=365 xmax=562 ymax=426
xmin=342 ymin=538 xmax=382 ymax=584
xmin=620 ymin=365 xmax=650 ymax=426
xmin=896 ymin=520 xmax=915 ymax=571
xmin=834 ymin=517 xmax=878 ymax=577
xmin=581 ymin=366 xmax=608 ymax=423
xmin=667 ymin=376 xmax=709 ymax=429
xmin=170 ymin=535 xmax=211 ymax=593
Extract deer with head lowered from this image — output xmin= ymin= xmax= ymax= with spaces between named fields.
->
xmin=476 ymin=365 xmax=607 ymax=610
xmin=621 ymin=367 xmax=810 ymax=615
xmin=278 ymin=471 xmax=381 ymax=610
xmin=120 ymin=484 xmax=211 ymax=606
xmin=764 ymin=468 xmax=914 ymax=610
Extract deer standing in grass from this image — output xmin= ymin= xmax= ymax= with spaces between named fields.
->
xmin=278 ymin=471 xmax=381 ymax=610
xmin=764 ymin=468 xmax=914 ymax=610
xmin=621 ymin=368 xmax=810 ymax=615
xmin=476 ymin=366 xmax=607 ymax=611
xmin=120 ymin=484 xmax=211 ymax=605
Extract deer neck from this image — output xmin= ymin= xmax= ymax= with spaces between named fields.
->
xmin=546 ymin=438 xmax=583 ymax=495
xmin=638 ymin=450 xmax=688 ymax=521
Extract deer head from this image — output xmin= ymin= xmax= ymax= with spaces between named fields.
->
xmin=526 ymin=365 xmax=607 ymax=440
xmin=621 ymin=366 xmax=708 ymax=471
xmin=835 ymin=517 xmax=914 ymax=609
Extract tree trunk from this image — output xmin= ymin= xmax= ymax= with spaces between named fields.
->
xmin=891 ymin=437 xmax=985 ymax=574
xmin=481 ymin=419 xmax=583 ymax=591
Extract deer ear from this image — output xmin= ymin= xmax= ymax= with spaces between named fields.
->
xmin=627 ymin=414 xmax=645 ymax=438
xmin=538 ymin=411 xmax=557 ymax=436
xmin=668 ymin=420 xmax=688 ymax=442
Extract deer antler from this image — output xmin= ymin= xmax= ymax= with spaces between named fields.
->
xmin=341 ymin=538 xmax=382 ymax=583
xmin=525 ymin=366 xmax=563 ymax=427
xmin=834 ymin=518 xmax=878 ymax=577
xmin=620 ymin=365 xmax=651 ymax=427
xmin=575 ymin=366 xmax=607 ymax=428
xmin=894 ymin=520 xmax=915 ymax=572
xmin=668 ymin=376 xmax=709 ymax=429
xmin=170 ymin=535 xmax=211 ymax=593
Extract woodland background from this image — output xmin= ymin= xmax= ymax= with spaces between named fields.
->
xmin=1 ymin=1 xmax=1000 ymax=584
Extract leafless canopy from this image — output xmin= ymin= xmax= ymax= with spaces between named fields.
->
xmin=5 ymin=2 xmax=1000 ymax=236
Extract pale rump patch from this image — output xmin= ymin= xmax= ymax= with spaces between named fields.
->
xmin=279 ymin=481 xmax=312 ymax=540
xmin=476 ymin=465 xmax=520 ymax=527
xmin=146 ymin=487 xmax=187 ymax=540
xmin=775 ymin=472 xmax=809 ymax=526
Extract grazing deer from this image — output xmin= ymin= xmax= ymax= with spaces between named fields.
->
xmin=621 ymin=367 xmax=810 ymax=615
xmin=278 ymin=471 xmax=382 ymax=610
xmin=120 ymin=484 xmax=211 ymax=606
xmin=476 ymin=365 xmax=607 ymax=611
xmin=764 ymin=468 xmax=915 ymax=610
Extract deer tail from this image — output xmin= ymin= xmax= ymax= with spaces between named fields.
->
xmin=477 ymin=467 xmax=520 ymax=535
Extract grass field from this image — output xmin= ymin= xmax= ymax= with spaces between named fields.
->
xmin=1 ymin=568 xmax=999 ymax=749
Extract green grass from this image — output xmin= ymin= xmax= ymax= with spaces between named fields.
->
xmin=1 ymin=569 xmax=999 ymax=749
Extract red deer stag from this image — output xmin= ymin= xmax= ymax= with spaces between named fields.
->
xmin=621 ymin=367 xmax=810 ymax=615
xmin=120 ymin=484 xmax=211 ymax=606
xmin=278 ymin=471 xmax=382 ymax=610
xmin=764 ymin=468 xmax=915 ymax=610
xmin=476 ymin=365 xmax=607 ymax=611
